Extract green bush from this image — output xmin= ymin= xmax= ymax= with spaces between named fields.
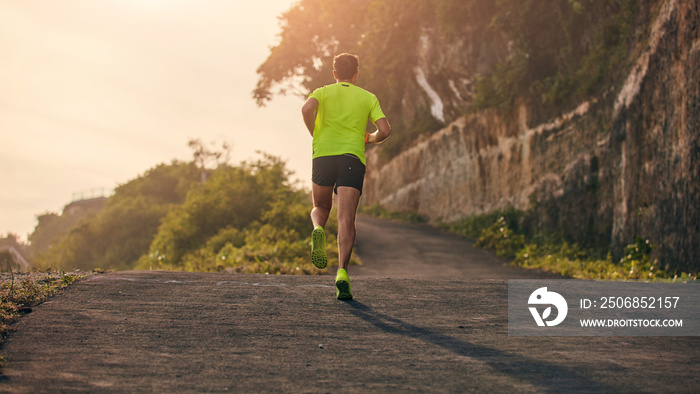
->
xmin=146 ymin=156 xmax=309 ymax=269
xmin=33 ymin=152 xmax=356 ymax=275
xmin=449 ymin=210 xmax=696 ymax=281
xmin=139 ymin=155 xmax=359 ymax=274
xmin=476 ymin=216 xmax=526 ymax=258
xmin=442 ymin=208 xmax=523 ymax=238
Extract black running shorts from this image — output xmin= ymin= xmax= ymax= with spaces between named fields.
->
xmin=312 ymin=154 xmax=366 ymax=194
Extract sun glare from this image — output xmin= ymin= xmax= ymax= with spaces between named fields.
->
xmin=122 ymin=0 xmax=186 ymax=9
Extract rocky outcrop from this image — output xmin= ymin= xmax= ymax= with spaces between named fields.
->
xmin=364 ymin=0 xmax=699 ymax=272
xmin=610 ymin=0 xmax=699 ymax=270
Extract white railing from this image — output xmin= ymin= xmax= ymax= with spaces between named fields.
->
xmin=71 ymin=188 xmax=113 ymax=202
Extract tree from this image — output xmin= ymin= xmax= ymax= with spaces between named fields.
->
xmin=256 ymin=0 xmax=640 ymax=152
xmin=188 ymin=138 xmax=232 ymax=183
xmin=146 ymin=155 xmax=294 ymax=268
xmin=31 ymin=161 xmax=201 ymax=270
xmin=254 ymin=0 xmax=433 ymax=152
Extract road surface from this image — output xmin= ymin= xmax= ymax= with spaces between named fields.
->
xmin=1 ymin=216 xmax=698 ymax=392
xmin=353 ymin=215 xmax=563 ymax=279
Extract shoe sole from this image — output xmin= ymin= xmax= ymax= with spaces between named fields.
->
xmin=311 ymin=228 xmax=327 ymax=269
xmin=336 ymin=279 xmax=353 ymax=300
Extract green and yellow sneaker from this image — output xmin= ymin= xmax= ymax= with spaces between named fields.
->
xmin=335 ymin=269 xmax=353 ymax=300
xmin=311 ymin=226 xmax=327 ymax=269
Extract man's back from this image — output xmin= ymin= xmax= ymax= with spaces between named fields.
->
xmin=310 ymin=82 xmax=384 ymax=165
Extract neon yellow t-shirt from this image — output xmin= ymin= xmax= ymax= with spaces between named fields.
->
xmin=309 ymin=82 xmax=386 ymax=165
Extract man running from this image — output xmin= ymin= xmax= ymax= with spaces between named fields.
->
xmin=301 ymin=53 xmax=391 ymax=300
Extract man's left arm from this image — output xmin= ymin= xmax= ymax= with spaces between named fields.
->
xmin=367 ymin=118 xmax=391 ymax=144
xmin=301 ymin=98 xmax=319 ymax=136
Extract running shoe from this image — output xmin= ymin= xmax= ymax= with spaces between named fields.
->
xmin=335 ymin=269 xmax=353 ymax=300
xmin=311 ymin=226 xmax=327 ymax=269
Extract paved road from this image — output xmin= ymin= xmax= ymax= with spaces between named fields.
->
xmin=353 ymin=215 xmax=563 ymax=279
xmin=1 ymin=217 xmax=698 ymax=392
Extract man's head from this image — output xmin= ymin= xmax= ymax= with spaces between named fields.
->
xmin=333 ymin=53 xmax=359 ymax=81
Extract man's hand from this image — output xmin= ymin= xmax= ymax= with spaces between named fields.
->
xmin=366 ymin=118 xmax=391 ymax=144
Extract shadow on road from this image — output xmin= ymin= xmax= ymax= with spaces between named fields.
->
xmin=342 ymin=300 xmax=608 ymax=392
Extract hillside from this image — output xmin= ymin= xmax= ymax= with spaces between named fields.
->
xmin=257 ymin=0 xmax=699 ymax=272
xmin=27 ymin=153 xmax=345 ymax=273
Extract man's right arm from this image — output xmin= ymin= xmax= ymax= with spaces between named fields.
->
xmin=367 ymin=118 xmax=391 ymax=144
xmin=301 ymin=98 xmax=319 ymax=136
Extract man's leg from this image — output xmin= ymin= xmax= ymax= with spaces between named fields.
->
xmin=334 ymin=186 xmax=360 ymax=300
xmin=336 ymin=186 xmax=362 ymax=271
xmin=311 ymin=183 xmax=333 ymax=228
xmin=311 ymin=183 xmax=333 ymax=269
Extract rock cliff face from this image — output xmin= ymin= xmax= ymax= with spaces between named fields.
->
xmin=363 ymin=0 xmax=699 ymax=272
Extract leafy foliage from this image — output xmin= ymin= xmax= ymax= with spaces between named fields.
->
xmin=257 ymin=0 xmax=642 ymax=154
xmin=475 ymin=216 xmax=527 ymax=258
xmin=29 ymin=144 xmax=349 ymax=274
xmin=255 ymin=0 xmax=434 ymax=154
xmin=446 ymin=211 xmax=697 ymax=281
xmin=442 ymin=207 xmax=524 ymax=239
xmin=31 ymin=161 xmax=201 ymax=271
xmin=28 ymin=211 xmax=98 ymax=258
xmin=140 ymin=154 xmax=354 ymax=274
xmin=476 ymin=0 xmax=638 ymax=112
xmin=145 ymin=156 xmax=310 ymax=270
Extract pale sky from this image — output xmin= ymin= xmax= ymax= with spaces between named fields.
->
xmin=0 ymin=0 xmax=310 ymax=241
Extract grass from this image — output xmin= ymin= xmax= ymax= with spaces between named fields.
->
xmin=0 ymin=270 xmax=88 ymax=343
xmin=457 ymin=214 xmax=697 ymax=282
